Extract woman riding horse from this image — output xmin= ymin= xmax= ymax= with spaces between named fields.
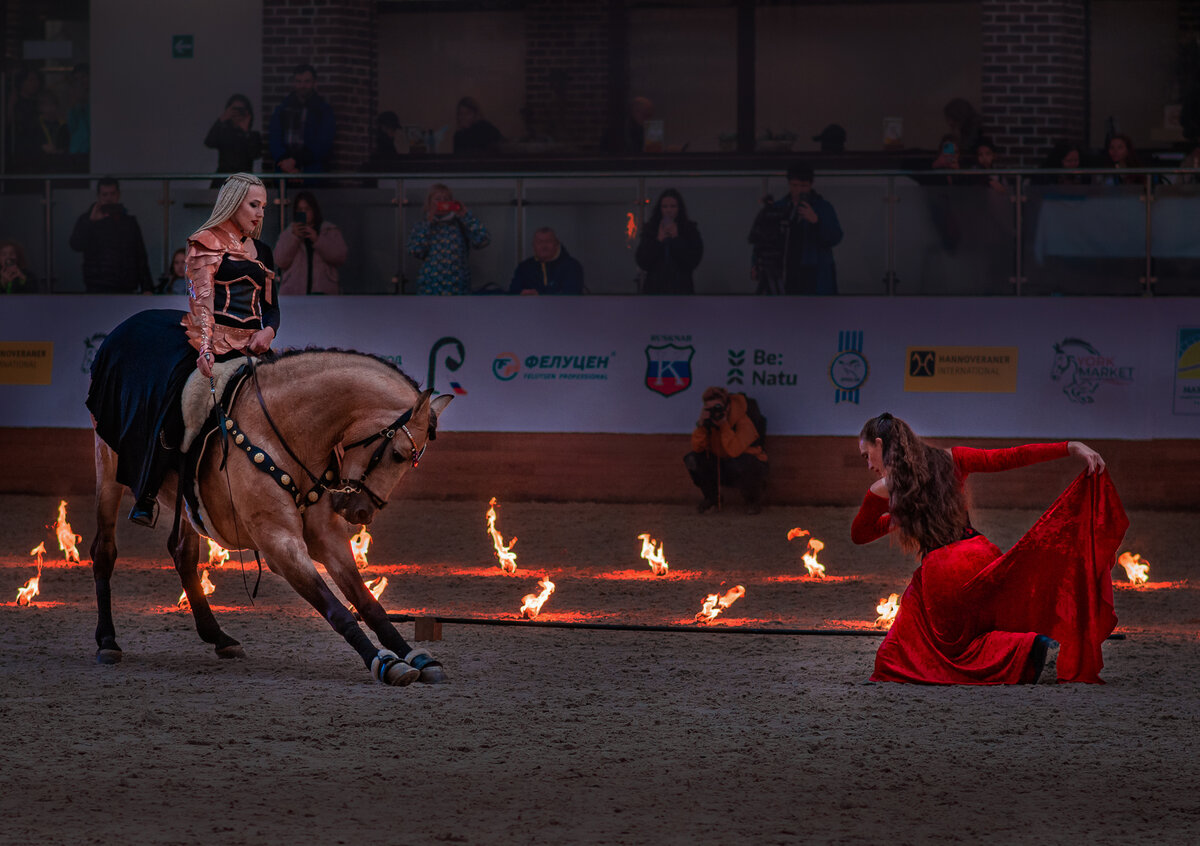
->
xmin=87 ymin=173 xmax=277 ymax=527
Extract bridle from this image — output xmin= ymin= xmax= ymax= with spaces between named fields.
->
xmin=329 ymin=409 xmax=426 ymax=510
xmin=245 ymin=357 xmax=426 ymax=514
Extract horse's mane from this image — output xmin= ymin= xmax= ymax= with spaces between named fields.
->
xmin=258 ymin=346 xmax=422 ymax=393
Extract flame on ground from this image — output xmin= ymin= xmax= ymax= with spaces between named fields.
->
xmin=520 ymin=577 xmax=555 ymax=619
xmin=54 ymin=500 xmax=82 ymax=564
xmin=1116 ymin=551 xmax=1150 ymax=585
xmin=875 ymin=593 xmax=900 ymax=629
xmin=637 ymin=533 xmax=669 ymax=576
xmin=625 ymin=212 xmax=638 ymax=246
xmin=16 ymin=568 xmax=41 ymax=606
xmin=486 ymin=497 xmax=518 ymax=574
xmin=695 ymin=585 xmax=746 ymax=623
xmin=350 ymin=526 xmax=373 ymax=570
xmin=788 ymin=529 xmax=826 ymax=579
xmin=365 ymin=576 xmax=388 ymax=601
xmin=178 ymin=569 xmax=216 ymax=610
xmin=206 ymin=538 xmax=230 ymax=568
xmin=30 ymin=541 xmax=46 ymax=567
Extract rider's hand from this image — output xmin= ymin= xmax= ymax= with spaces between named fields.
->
xmin=1068 ymin=441 xmax=1105 ymax=474
xmin=248 ymin=327 xmax=275 ymax=354
xmin=197 ymin=350 xmax=214 ymax=378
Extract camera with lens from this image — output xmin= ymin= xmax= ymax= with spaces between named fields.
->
xmin=704 ymin=402 xmax=726 ymax=427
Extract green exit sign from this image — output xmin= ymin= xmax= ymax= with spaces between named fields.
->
xmin=172 ymin=35 xmax=193 ymax=59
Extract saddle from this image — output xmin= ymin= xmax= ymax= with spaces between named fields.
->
xmin=177 ymin=359 xmax=255 ymax=544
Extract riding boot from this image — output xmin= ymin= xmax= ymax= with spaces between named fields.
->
xmin=129 ymin=431 xmax=173 ymax=528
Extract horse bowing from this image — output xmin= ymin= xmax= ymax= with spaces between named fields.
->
xmin=91 ymin=346 xmax=452 ymax=686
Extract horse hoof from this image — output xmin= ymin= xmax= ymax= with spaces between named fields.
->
xmin=96 ymin=648 xmax=123 ymax=665
xmin=371 ymin=649 xmax=419 ymax=686
xmin=405 ymin=648 xmax=448 ymax=684
xmin=215 ymin=644 xmax=245 ymax=660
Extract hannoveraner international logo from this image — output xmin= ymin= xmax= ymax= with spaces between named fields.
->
xmin=1050 ymin=337 xmax=1133 ymax=404
xmin=645 ymin=341 xmax=694 ymax=397
xmin=904 ymin=346 xmax=1018 ymax=393
xmin=830 ymin=330 xmax=868 ymax=403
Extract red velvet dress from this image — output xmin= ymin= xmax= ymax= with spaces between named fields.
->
xmin=852 ymin=444 xmax=1128 ymax=684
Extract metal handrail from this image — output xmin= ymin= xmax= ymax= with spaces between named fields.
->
xmin=5 ymin=166 xmax=1198 ymax=295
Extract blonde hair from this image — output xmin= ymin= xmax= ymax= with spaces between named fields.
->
xmin=191 ymin=173 xmax=267 ymax=240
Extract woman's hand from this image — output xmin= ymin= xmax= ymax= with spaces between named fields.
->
xmin=248 ymin=327 xmax=275 ymax=355
xmin=197 ymin=349 xmax=214 ymax=378
xmin=290 ymin=222 xmax=316 ymax=241
xmin=1068 ymin=441 xmax=1105 ymax=474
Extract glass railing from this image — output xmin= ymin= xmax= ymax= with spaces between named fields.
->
xmin=2 ymin=168 xmax=1197 ymax=295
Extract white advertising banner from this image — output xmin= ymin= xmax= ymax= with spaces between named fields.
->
xmin=2 ymin=295 xmax=1199 ymax=439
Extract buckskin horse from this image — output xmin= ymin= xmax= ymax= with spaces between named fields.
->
xmin=90 ymin=346 xmax=452 ymax=686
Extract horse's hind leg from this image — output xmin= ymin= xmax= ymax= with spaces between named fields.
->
xmin=92 ymin=435 xmax=124 ymax=664
xmin=165 ymin=477 xmax=244 ymax=659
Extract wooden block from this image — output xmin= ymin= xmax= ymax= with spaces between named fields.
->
xmin=413 ymin=617 xmax=442 ymax=642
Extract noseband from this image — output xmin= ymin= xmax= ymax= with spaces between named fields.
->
xmin=330 ymin=409 xmax=425 ymax=510
xmin=243 ymin=358 xmax=425 ymax=514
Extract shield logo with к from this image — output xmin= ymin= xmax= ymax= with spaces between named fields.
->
xmin=644 ymin=343 xmax=694 ymax=397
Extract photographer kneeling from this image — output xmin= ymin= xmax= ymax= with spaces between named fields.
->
xmin=684 ymin=386 xmax=769 ymax=515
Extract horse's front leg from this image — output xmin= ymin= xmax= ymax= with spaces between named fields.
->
xmin=305 ymin=512 xmax=447 ymax=684
xmin=258 ymin=525 xmax=420 ymax=686
xmin=91 ymin=434 xmax=124 ymax=664
xmin=164 ymin=476 xmax=244 ymax=659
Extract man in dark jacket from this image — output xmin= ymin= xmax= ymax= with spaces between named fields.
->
xmin=268 ymin=63 xmax=337 ymax=174
xmin=748 ymin=161 xmax=843 ymax=294
xmin=68 ymin=178 xmax=153 ymax=293
xmin=510 ymin=228 xmax=585 ymax=295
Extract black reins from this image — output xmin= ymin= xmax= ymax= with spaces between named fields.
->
xmin=246 ymin=356 xmax=424 ymax=511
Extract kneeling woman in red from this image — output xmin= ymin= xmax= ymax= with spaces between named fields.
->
xmin=852 ymin=413 xmax=1128 ymax=684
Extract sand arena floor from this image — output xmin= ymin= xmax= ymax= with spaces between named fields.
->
xmin=1 ymin=493 xmax=1198 ymax=845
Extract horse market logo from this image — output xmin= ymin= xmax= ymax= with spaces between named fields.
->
xmin=494 ymin=351 xmax=612 ymax=382
xmin=645 ymin=341 xmax=694 ymax=397
xmin=81 ymin=332 xmax=107 ymax=373
xmin=427 ymin=336 xmax=467 ymax=396
xmin=492 ymin=352 xmax=520 ymax=381
xmin=1050 ymin=337 xmax=1133 ymax=404
xmin=830 ymin=330 xmax=868 ymax=404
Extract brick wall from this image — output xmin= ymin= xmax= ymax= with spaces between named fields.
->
xmin=261 ymin=0 xmax=377 ymax=173
xmin=524 ymin=0 xmax=615 ymax=150
xmin=981 ymin=0 xmax=1088 ymax=166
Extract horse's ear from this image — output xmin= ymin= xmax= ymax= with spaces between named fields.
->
xmin=430 ymin=394 xmax=453 ymax=417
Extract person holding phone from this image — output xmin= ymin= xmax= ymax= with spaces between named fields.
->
xmin=408 ymin=184 xmax=490 ymax=295
xmin=204 ymin=94 xmax=262 ymax=187
xmin=0 ymin=239 xmax=37 ymax=294
xmin=748 ymin=162 xmax=842 ymax=295
xmin=68 ymin=177 xmax=154 ymax=293
xmin=275 ymin=191 xmax=347 ymax=295
xmin=635 ymin=188 xmax=703 ymax=294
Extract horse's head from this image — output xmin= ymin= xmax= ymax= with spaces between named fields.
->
xmin=330 ymin=389 xmax=453 ymax=525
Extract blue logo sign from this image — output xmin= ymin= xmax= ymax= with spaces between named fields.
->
xmin=830 ymin=330 xmax=868 ymax=403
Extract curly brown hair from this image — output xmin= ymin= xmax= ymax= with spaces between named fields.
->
xmin=860 ymin=413 xmax=968 ymax=556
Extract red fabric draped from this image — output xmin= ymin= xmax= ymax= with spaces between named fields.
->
xmin=870 ymin=470 xmax=1127 ymax=685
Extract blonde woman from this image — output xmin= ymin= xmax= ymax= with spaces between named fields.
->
xmin=86 ymin=174 xmax=278 ymax=527
xmin=408 ymin=183 xmax=489 ymax=295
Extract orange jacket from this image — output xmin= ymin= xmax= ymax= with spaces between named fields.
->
xmin=690 ymin=393 xmax=767 ymax=461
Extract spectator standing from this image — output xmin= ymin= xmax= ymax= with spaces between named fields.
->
xmin=276 ymin=191 xmax=348 ymax=295
xmin=374 ymin=111 xmax=403 ymax=166
xmin=608 ymin=96 xmax=654 ymax=153
xmin=943 ymin=97 xmax=983 ymax=153
xmin=452 ymin=97 xmax=503 ymax=155
xmin=749 ymin=162 xmax=842 ymax=295
xmin=684 ymin=386 xmax=769 ymax=515
xmin=68 ymin=178 xmax=154 ymax=293
xmin=268 ymin=64 xmax=336 ymax=175
xmin=636 ymin=188 xmax=703 ymax=295
xmin=509 ymin=227 xmax=584 ymax=295
xmin=32 ymin=92 xmax=71 ymax=172
xmin=0 ymin=239 xmax=37 ymax=294
xmin=205 ymin=94 xmax=261 ymax=186
xmin=408 ymin=184 xmax=490 ymax=295
xmin=8 ymin=69 xmax=43 ymax=173
xmin=157 ymin=247 xmax=187 ymax=295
